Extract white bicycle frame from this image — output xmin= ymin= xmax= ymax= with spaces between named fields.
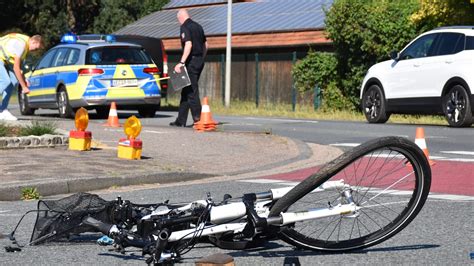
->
xmin=132 ymin=180 xmax=359 ymax=243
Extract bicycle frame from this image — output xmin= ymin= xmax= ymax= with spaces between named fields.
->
xmin=133 ymin=180 xmax=354 ymax=242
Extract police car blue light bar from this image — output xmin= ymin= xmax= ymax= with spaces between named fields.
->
xmin=61 ymin=33 xmax=78 ymax=43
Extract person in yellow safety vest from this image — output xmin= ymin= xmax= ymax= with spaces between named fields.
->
xmin=0 ymin=33 xmax=42 ymax=121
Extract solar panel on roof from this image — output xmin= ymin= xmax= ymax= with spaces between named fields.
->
xmin=164 ymin=0 xmax=227 ymax=9
xmin=115 ymin=0 xmax=333 ymax=38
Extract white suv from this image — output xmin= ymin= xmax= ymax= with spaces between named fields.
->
xmin=360 ymin=26 xmax=474 ymax=127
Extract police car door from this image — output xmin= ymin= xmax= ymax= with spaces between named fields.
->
xmin=28 ymin=49 xmax=57 ymax=107
xmin=46 ymin=48 xmax=70 ymax=104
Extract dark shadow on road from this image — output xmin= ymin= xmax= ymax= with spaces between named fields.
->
xmin=226 ymin=243 xmax=440 ymax=258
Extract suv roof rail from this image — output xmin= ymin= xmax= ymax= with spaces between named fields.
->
xmin=434 ymin=25 xmax=474 ymax=30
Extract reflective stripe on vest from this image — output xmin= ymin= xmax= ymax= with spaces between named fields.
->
xmin=0 ymin=33 xmax=30 ymax=65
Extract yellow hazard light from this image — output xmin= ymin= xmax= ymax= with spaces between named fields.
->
xmin=123 ymin=115 xmax=141 ymax=140
xmin=117 ymin=115 xmax=142 ymax=160
xmin=69 ymin=107 xmax=91 ymax=151
xmin=75 ymin=107 xmax=89 ymax=131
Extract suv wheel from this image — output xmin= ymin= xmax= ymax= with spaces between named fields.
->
xmin=138 ymin=105 xmax=158 ymax=118
xmin=443 ymin=85 xmax=472 ymax=127
xmin=57 ymin=87 xmax=74 ymax=118
xmin=18 ymin=89 xmax=35 ymax=115
xmin=362 ymin=84 xmax=390 ymax=123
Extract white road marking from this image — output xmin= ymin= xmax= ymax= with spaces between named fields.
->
xmin=238 ymin=179 xmax=474 ymax=201
xmin=440 ymin=151 xmax=474 ymax=156
xmin=438 ymin=158 xmax=474 ymax=163
xmin=143 ymin=130 xmax=168 ymax=134
xmin=0 ymin=210 xmax=11 ymax=213
xmin=329 ymin=143 xmax=360 ymax=147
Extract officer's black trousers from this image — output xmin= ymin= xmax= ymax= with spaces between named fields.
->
xmin=176 ymin=56 xmax=204 ymax=125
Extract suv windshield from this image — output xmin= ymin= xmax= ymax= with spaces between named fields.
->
xmin=86 ymin=46 xmax=152 ymax=65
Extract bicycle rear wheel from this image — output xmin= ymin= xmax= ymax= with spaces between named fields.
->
xmin=269 ymin=136 xmax=431 ymax=251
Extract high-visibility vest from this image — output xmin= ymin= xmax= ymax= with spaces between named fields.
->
xmin=0 ymin=33 xmax=30 ymax=65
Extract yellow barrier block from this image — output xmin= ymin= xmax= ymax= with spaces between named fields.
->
xmin=69 ymin=131 xmax=92 ymax=151
xmin=117 ymin=138 xmax=142 ymax=160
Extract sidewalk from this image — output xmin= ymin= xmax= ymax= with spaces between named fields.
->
xmin=0 ymin=118 xmax=342 ymax=201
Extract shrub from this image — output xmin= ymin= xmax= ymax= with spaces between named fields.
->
xmin=21 ymin=187 xmax=41 ymax=200
xmin=20 ymin=121 xmax=57 ymax=136
xmin=292 ymin=51 xmax=337 ymax=94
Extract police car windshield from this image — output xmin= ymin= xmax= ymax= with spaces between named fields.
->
xmin=86 ymin=46 xmax=152 ymax=65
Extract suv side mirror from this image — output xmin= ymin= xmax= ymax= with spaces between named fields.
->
xmin=390 ymin=51 xmax=399 ymax=61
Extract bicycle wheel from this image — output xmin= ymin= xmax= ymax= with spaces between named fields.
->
xmin=269 ymin=136 xmax=431 ymax=251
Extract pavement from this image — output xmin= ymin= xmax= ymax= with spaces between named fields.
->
xmin=0 ymin=117 xmax=342 ymax=201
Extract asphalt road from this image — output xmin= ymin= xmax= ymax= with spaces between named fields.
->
xmin=0 ymin=179 xmax=472 ymax=265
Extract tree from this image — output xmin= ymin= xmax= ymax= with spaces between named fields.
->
xmin=411 ymin=0 xmax=474 ymax=31
xmin=92 ymin=0 xmax=168 ymax=34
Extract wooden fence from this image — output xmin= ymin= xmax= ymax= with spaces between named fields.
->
xmin=166 ymin=51 xmax=311 ymax=106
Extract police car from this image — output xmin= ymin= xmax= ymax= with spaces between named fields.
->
xmin=19 ymin=34 xmax=163 ymax=118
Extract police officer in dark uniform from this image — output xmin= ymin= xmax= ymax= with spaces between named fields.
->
xmin=170 ymin=9 xmax=208 ymax=127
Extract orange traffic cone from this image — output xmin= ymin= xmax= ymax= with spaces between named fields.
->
xmin=104 ymin=102 xmax=121 ymax=127
xmin=414 ymin=127 xmax=434 ymax=166
xmin=194 ymin=97 xmax=217 ymax=132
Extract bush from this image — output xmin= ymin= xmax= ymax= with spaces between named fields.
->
xmin=20 ymin=121 xmax=57 ymax=136
xmin=292 ymin=51 xmax=337 ymax=94
xmin=320 ymin=82 xmax=354 ymax=111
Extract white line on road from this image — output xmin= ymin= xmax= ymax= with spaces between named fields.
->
xmin=238 ymin=179 xmax=474 ymax=201
xmin=329 ymin=143 xmax=360 ymax=147
xmin=440 ymin=151 xmax=474 ymax=156
xmin=0 ymin=210 xmax=11 ymax=213
xmin=143 ymin=130 xmax=168 ymax=134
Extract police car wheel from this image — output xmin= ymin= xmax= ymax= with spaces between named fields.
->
xmin=18 ymin=89 xmax=35 ymax=115
xmin=138 ymin=106 xmax=157 ymax=118
xmin=57 ymin=88 xmax=74 ymax=118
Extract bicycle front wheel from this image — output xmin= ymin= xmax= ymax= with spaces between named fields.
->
xmin=269 ymin=136 xmax=431 ymax=251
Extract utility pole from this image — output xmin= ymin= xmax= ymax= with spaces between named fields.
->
xmin=224 ymin=0 xmax=232 ymax=107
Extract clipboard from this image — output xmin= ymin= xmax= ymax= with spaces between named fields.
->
xmin=169 ymin=65 xmax=191 ymax=91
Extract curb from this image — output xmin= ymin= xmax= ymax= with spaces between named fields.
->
xmin=0 ymin=134 xmax=68 ymax=149
xmin=0 ymin=172 xmax=216 ymax=201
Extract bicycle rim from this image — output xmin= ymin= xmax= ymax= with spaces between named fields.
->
xmin=269 ymin=137 xmax=431 ymax=251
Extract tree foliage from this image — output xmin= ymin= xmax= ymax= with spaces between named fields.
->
xmin=0 ymin=0 xmax=169 ymax=49
xmin=411 ymin=0 xmax=474 ymax=31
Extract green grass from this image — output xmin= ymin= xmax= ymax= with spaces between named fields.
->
xmin=162 ymin=97 xmax=449 ymax=126
xmin=19 ymin=121 xmax=57 ymax=136
xmin=21 ymin=187 xmax=41 ymax=200
xmin=0 ymin=121 xmax=58 ymax=137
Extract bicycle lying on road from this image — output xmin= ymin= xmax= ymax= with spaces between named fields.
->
xmin=7 ymin=136 xmax=431 ymax=265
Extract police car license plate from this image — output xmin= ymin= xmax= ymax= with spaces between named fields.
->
xmin=111 ymin=79 xmax=138 ymax=87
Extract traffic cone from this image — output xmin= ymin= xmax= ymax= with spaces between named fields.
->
xmin=194 ymin=97 xmax=217 ymax=132
xmin=104 ymin=102 xmax=121 ymax=127
xmin=414 ymin=127 xmax=434 ymax=166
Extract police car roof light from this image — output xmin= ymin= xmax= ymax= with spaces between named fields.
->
xmin=105 ymin=35 xmax=116 ymax=43
xmin=61 ymin=33 xmax=78 ymax=43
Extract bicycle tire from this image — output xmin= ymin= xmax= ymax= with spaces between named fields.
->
xmin=269 ymin=136 xmax=431 ymax=251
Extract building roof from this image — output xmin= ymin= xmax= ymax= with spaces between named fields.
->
xmin=115 ymin=0 xmax=333 ymax=39
xmin=164 ymin=0 xmax=228 ymax=9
